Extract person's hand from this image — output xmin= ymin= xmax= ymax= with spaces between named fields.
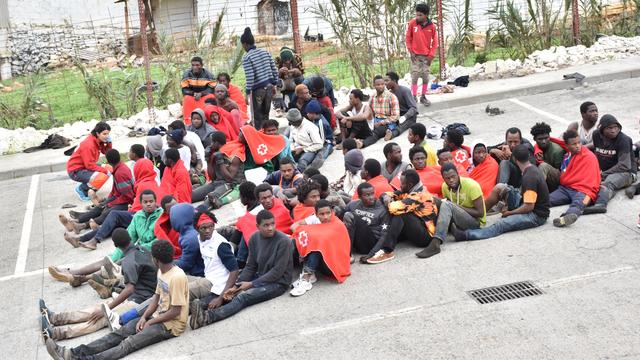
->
xmin=346 ymin=120 xmax=352 ymax=128
xmin=208 ymin=296 xmax=224 ymax=310
xmin=490 ymin=148 xmax=508 ymax=161
xmin=359 ymin=255 xmax=370 ymax=264
xmin=535 ymin=152 xmax=544 ymax=161
xmin=222 ymin=286 xmax=240 ymax=301
xmin=194 ymin=92 xmax=202 ymax=101
xmin=410 ymin=52 xmax=416 ymax=62
xmin=237 ymin=281 xmax=253 ymax=291
xmin=501 ymin=209 xmax=511 ymax=218
xmin=294 ymin=148 xmax=304 ymax=155
xmin=136 ymin=317 xmax=147 ymax=333
xmin=291 ymin=222 xmax=301 ymax=232
xmin=87 ymin=307 xmax=104 ymax=325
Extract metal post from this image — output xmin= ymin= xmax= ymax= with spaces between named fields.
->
xmin=290 ymin=0 xmax=302 ymax=54
xmin=572 ymin=0 xmax=581 ymax=45
xmin=124 ymin=0 xmax=130 ymax=54
xmin=137 ymin=0 xmax=156 ymax=124
xmin=436 ymin=0 xmax=446 ymax=80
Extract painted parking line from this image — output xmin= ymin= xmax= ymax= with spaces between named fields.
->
xmin=14 ymin=174 xmax=40 ymax=275
xmin=509 ymin=98 xmax=571 ymax=125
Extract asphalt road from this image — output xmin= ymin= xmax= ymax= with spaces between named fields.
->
xmin=2 ymin=77 xmax=640 ymax=359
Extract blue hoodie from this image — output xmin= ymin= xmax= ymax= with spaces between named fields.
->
xmin=170 ymin=203 xmax=204 ymax=277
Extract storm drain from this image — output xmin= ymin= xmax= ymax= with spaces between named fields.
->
xmin=467 ymin=281 xmax=543 ymax=304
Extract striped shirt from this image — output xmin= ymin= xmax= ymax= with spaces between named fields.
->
xmin=181 ymin=68 xmax=215 ymax=96
xmin=242 ymin=46 xmax=278 ymax=93
xmin=371 ymin=90 xmax=400 ymax=121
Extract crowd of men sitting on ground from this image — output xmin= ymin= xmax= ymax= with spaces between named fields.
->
xmin=40 ymin=6 xmax=639 ymax=359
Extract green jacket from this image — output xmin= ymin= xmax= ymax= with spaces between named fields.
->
xmin=110 ymin=207 xmax=163 ymax=262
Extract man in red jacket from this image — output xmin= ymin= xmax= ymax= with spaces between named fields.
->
xmin=549 ymin=130 xmax=601 ymax=227
xmin=405 ymin=3 xmax=438 ymax=106
xmin=161 ymin=148 xmax=193 ymax=203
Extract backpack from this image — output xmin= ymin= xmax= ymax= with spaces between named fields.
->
xmin=442 ymin=123 xmax=470 ymax=139
xmin=23 ymin=134 xmax=71 ymax=153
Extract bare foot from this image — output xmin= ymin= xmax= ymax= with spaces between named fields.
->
xmin=88 ymin=190 xmax=102 ymax=207
xmin=58 ymin=214 xmax=75 ymax=232
xmin=63 ymin=232 xmax=80 ymax=248
xmin=89 ymin=219 xmax=99 ymax=231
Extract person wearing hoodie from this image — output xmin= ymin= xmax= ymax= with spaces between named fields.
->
xmin=187 ymin=108 xmax=214 ymax=149
xmin=161 ymin=149 xmax=193 ymax=203
xmin=66 ymin=121 xmax=112 ymax=201
xmin=130 ymin=158 xmax=163 ymax=212
xmin=583 ymin=114 xmax=636 ymax=214
xmin=171 ymin=203 xmax=205 ymax=277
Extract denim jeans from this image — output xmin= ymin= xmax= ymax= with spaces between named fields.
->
xmin=465 ymin=212 xmax=547 ymax=240
xmin=69 ymin=169 xmax=95 ymax=194
xmin=76 ymin=203 xmax=129 ymax=226
xmin=72 ymin=316 xmax=174 ymax=360
xmin=303 ymin=251 xmax=322 ymax=273
xmin=80 ymin=210 xmax=134 ymax=243
xmin=295 ymin=151 xmax=319 ymax=172
xmin=595 ymin=172 xmax=635 ymax=205
xmin=202 ymin=282 xmax=287 ymax=325
xmin=434 ymin=200 xmax=480 ymax=242
xmin=549 ymin=185 xmax=588 ymax=216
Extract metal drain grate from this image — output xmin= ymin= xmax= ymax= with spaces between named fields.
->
xmin=467 ymin=281 xmax=543 ymax=304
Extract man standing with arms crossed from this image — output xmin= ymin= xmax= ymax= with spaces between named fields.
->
xmin=406 ymin=3 xmax=438 ymax=106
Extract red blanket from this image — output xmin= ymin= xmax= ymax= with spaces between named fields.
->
xmin=159 ymin=159 xmax=192 ymax=203
xmin=533 ymin=137 xmax=568 ymax=165
xmin=390 ymin=165 xmax=468 ymax=197
xmin=271 ymin=198 xmax=293 ymax=235
xmin=221 ymin=126 xmax=286 ymax=165
xmin=293 ymin=215 xmax=351 ymax=283
xmin=131 ymin=159 xmax=165 ymax=212
xmin=352 ymin=175 xmax=394 ymax=200
xmin=154 ymin=212 xmax=181 ymax=259
xmin=452 ymin=146 xmax=472 ymax=171
xmin=227 ymin=84 xmax=248 ymax=115
xmin=204 ymin=105 xmax=239 ymax=141
xmin=469 ymin=156 xmax=499 ymax=199
xmin=183 ymin=94 xmax=215 ymax=124
xmin=560 ymin=146 xmax=601 ymax=201
xmin=293 ymin=204 xmax=316 ymax=222
xmin=235 ymin=205 xmax=265 ymax=245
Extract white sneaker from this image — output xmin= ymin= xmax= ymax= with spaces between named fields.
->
xmin=101 ymin=303 xmax=121 ymax=331
xmin=291 ymin=272 xmax=317 ymax=288
xmin=290 ymin=277 xmax=313 ymax=297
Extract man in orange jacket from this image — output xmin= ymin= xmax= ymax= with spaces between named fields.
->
xmin=405 ymin=3 xmax=438 ymax=106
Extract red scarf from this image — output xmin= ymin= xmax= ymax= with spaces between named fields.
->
xmin=293 ymin=215 xmax=351 ymax=283
xmin=469 ymin=156 xmax=499 ymax=199
xmin=560 ymin=146 xmax=601 ymax=201
xmin=153 ymin=212 xmax=181 ymax=259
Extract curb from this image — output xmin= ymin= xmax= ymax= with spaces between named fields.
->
xmin=2 ymin=65 xmax=640 ymax=181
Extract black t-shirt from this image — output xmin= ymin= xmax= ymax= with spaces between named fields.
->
xmin=592 ymin=131 xmax=636 ymax=173
xmin=121 ymin=246 xmax=158 ymax=303
xmin=520 ymin=165 xmax=550 ymax=218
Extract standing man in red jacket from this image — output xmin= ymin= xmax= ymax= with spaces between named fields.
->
xmin=405 ymin=3 xmax=438 ymax=107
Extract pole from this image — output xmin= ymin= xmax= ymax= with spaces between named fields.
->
xmin=572 ymin=0 xmax=581 ymax=45
xmin=290 ymin=0 xmax=302 ymax=54
xmin=436 ymin=0 xmax=446 ymax=80
xmin=137 ymin=0 xmax=156 ymax=124
xmin=124 ymin=0 xmax=130 ymax=55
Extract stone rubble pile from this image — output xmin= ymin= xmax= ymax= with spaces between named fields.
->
xmin=445 ymin=35 xmax=640 ymax=81
xmin=0 ymin=105 xmax=179 ymax=155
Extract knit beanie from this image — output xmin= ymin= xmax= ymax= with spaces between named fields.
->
xmin=286 ymin=108 xmax=303 ymax=122
xmin=306 ymin=99 xmax=322 ymax=114
xmin=167 ymin=129 xmax=184 ymax=144
xmin=280 ymin=47 xmax=294 ymax=61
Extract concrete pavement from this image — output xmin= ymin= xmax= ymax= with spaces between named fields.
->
xmin=2 ymin=77 xmax=640 ymax=359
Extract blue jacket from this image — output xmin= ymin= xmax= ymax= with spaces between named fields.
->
xmin=170 ymin=203 xmax=204 ymax=277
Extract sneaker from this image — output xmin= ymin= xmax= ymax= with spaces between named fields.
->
xmin=419 ymin=95 xmax=431 ymax=106
xmin=88 ymin=279 xmax=112 ymax=299
xmin=48 ymin=266 xmax=73 ymax=283
xmin=41 ymin=315 xmax=53 ymax=340
xmin=74 ymin=185 xmax=90 ymax=202
xmin=39 ymin=299 xmax=55 ymax=324
xmin=189 ymin=299 xmax=207 ymax=330
xmin=101 ymin=303 xmax=121 ymax=331
xmin=366 ymin=250 xmax=395 ymax=264
xmin=291 ymin=272 xmax=317 ymax=288
xmin=553 ymin=213 xmax=578 ymax=227
xmin=384 ymin=129 xmax=394 ymax=141
xmin=290 ymin=276 xmax=313 ymax=297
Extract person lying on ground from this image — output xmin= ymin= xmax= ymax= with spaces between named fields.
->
xmin=45 ymin=240 xmax=189 ymax=360
xmin=344 ymin=183 xmax=390 ymax=262
xmin=193 ymin=132 xmax=245 ymax=209
xmin=488 ymin=127 xmax=535 ymax=188
xmin=407 ymin=122 xmax=437 ymax=166
xmin=415 ymin=163 xmax=486 ymax=259
xmin=452 ymin=144 xmax=550 ymax=241
xmin=40 ymin=228 xmax=158 ymax=341
xmin=363 ymin=75 xmax=400 ymax=145
xmin=531 ymin=122 xmax=564 ymax=192
xmin=290 ymin=199 xmax=351 ymax=297
xmin=188 ymin=209 xmax=240 ymax=311
xmin=189 ymin=210 xmax=293 ymax=330
xmin=567 ymin=101 xmax=599 ymax=149
xmin=364 ymin=169 xmax=438 ymax=264
xmin=550 ymin=130 xmax=601 ymax=227
xmin=583 ymin=114 xmax=637 ymax=213
xmin=66 ymin=121 xmax=112 ymax=201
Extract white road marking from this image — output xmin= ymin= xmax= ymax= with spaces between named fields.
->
xmin=509 ymin=98 xmax=571 ymax=125
xmin=0 ymin=264 xmax=74 ymax=283
xmin=541 ymin=265 xmax=636 ymax=288
xmin=14 ymin=174 xmax=39 ymax=275
xmin=299 ymin=306 xmax=423 ymax=335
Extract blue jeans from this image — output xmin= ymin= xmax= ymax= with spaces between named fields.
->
xmin=465 ymin=212 xmax=547 ymax=240
xmin=320 ymin=143 xmax=334 ymax=160
xmin=236 ymin=237 xmax=248 ymax=264
xmin=303 ymin=251 xmax=322 ymax=273
xmin=203 ymin=282 xmax=287 ymax=325
xmin=79 ymin=209 xmax=133 ymax=242
xmin=549 ymin=185 xmax=588 ymax=216
xmin=295 ymin=151 xmax=319 ymax=172
xmin=69 ymin=169 xmax=95 ymax=194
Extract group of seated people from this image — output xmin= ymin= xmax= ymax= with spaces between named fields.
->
xmin=43 ymin=69 xmax=636 ymax=359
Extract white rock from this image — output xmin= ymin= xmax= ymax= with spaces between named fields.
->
xmin=167 ymin=103 xmax=183 ymax=119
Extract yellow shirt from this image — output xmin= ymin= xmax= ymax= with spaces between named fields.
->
xmin=441 ymin=177 xmax=486 ymax=225
xmin=420 ymin=140 xmax=438 ymax=166
xmin=154 ymin=266 xmax=189 ymax=336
